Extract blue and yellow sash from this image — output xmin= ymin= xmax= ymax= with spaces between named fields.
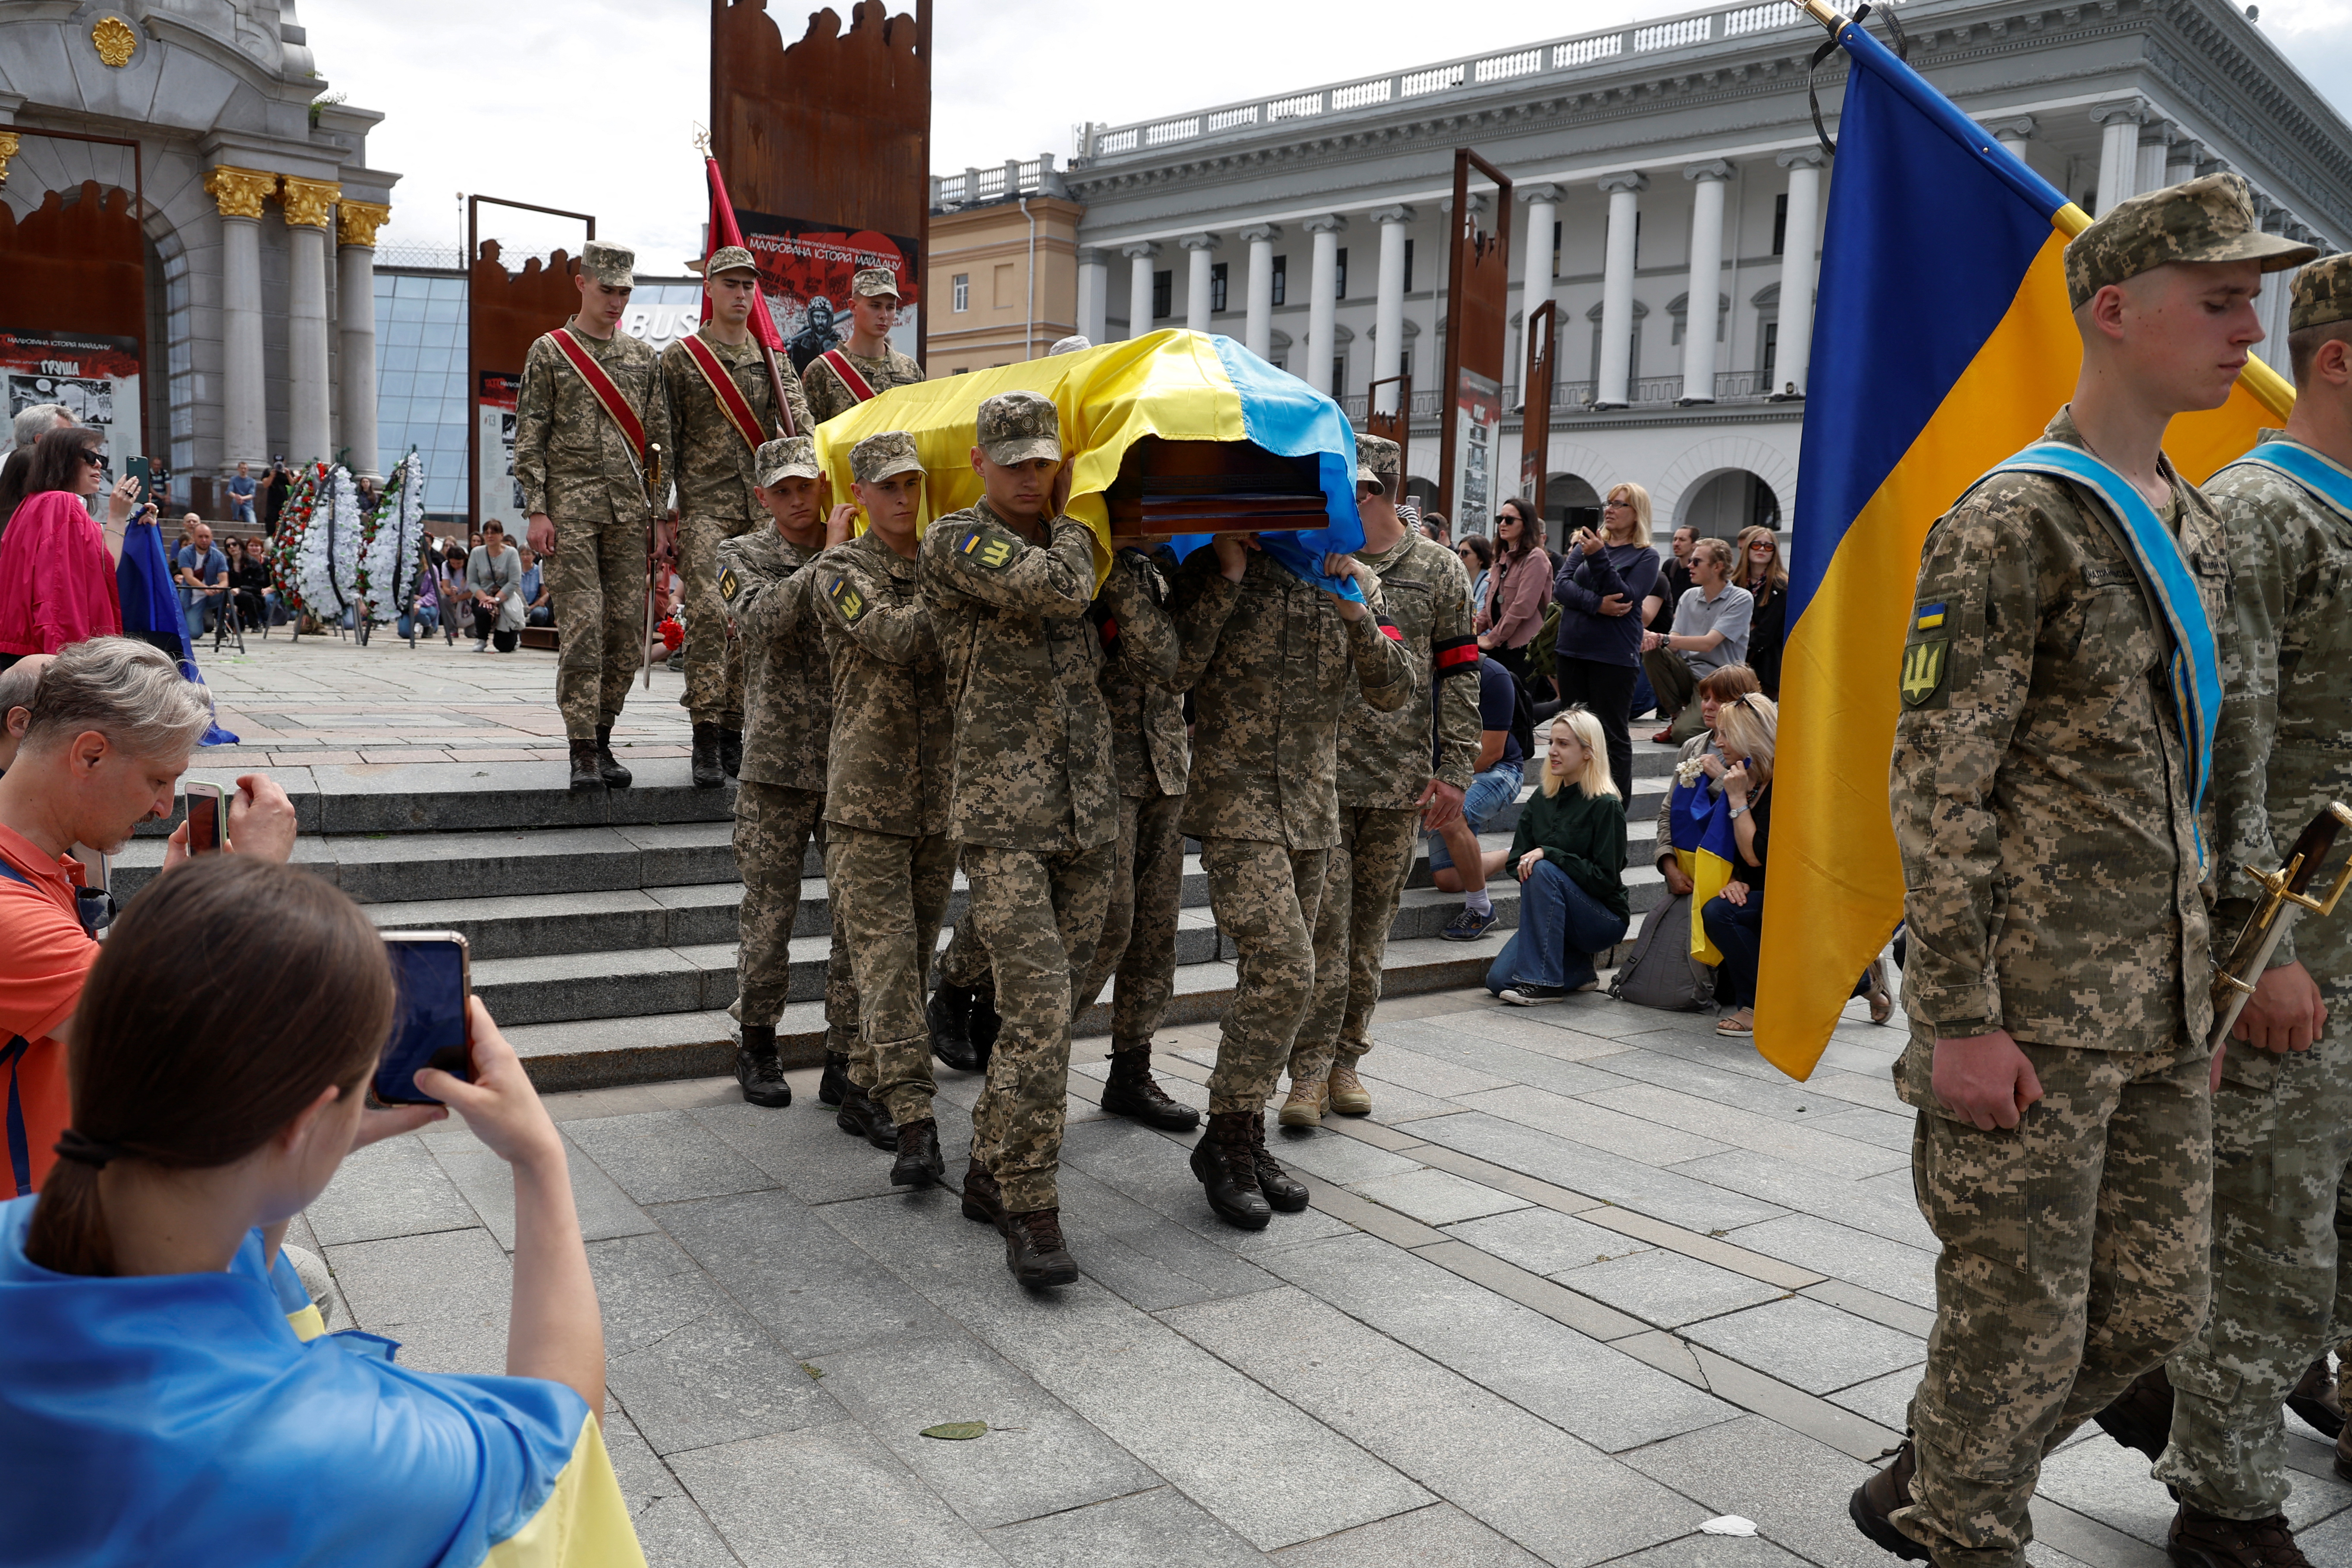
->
xmin=1985 ymin=442 xmax=2222 ymax=835
xmin=2221 ymin=437 xmax=2352 ymax=529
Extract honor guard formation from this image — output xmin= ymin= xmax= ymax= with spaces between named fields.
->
xmin=493 ymin=179 xmax=2352 ymax=1564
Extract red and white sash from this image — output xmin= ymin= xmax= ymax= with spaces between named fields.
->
xmin=815 ymin=347 xmax=879 ymax=405
xmin=548 ymin=327 xmax=646 ymax=456
xmin=679 ymin=332 xmax=768 ymax=455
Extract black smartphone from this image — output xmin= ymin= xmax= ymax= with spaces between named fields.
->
xmin=375 ymin=933 xmax=474 ymax=1106
xmin=183 ymin=781 xmax=224 ymax=855
xmin=125 ymin=454 xmax=150 ymax=508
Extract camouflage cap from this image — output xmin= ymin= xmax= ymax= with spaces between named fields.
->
xmin=1355 ymin=433 xmax=1401 ymax=490
xmin=581 ymin=241 xmax=636 ymax=289
xmin=703 ymin=245 xmax=757 ymax=277
xmin=755 ymin=436 xmax=820 ymax=488
xmin=2289 ymin=252 xmax=2352 ymax=335
xmin=850 ymin=430 xmax=924 ymax=486
xmin=2064 ymin=172 xmax=2318 ymax=309
xmin=975 ymin=389 xmax=1061 ymax=464
xmin=850 ymin=267 xmax=902 ymax=301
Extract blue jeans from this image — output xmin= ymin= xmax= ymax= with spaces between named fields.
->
xmin=1427 ymin=761 xmax=1523 ymax=871
xmin=1703 ymin=887 xmax=1766 ymax=1007
xmin=1485 ymin=858 xmax=1628 ymax=993
xmin=1630 ymin=666 xmax=1657 ymax=720
xmin=181 ymin=590 xmax=223 ymax=638
xmin=230 ymin=498 xmax=256 ymax=525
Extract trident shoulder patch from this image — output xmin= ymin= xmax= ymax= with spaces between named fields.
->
xmin=956 ymin=527 xmax=1016 ymax=570
xmin=1899 ymin=636 xmax=1949 ymax=709
xmin=827 ymin=573 xmax=867 ymax=625
xmin=718 ymin=567 xmax=741 ymax=604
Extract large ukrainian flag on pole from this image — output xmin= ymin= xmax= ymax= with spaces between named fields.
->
xmin=1754 ymin=4 xmax=2295 ymax=1080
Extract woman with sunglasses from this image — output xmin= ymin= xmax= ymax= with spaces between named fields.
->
xmin=1550 ymin=482 xmax=1662 ymax=802
xmin=1731 ymin=525 xmax=1787 ymax=699
xmin=0 ymin=428 xmax=139 ymax=670
xmin=1474 ymin=498 xmax=1552 ymax=753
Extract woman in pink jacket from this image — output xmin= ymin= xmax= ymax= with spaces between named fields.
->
xmin=0 ymin=427 xmax=138 ymax=669
xmin=1474 ymin=495 xmax=1553 ymax=715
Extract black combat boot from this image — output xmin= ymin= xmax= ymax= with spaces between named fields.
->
xmin=891 ymin=1118 xmax=945 ymax=1186
xmin=1190 ymin=1110 xmax=1271 ymax=1230
xmin=2287 ymin=1356 xmax=2344 ymax=1441
xmin=690 ymin=721 xmax=724 ymax=789
xmin=733 ymin=1024 xmax=791 ymax=1108
xmin=1003 ymin=1207 xmax=1080 ymax=1287
xmin=2093 ymin=1363 xmax=2175 ymax=1461
xmin=2168 ymin=1501 xmax=2314 ymax=1567
xmin=927 ymin=984 xmax=984 ymax=1071
xmin=719 ymin=727 xmax=743 ymax=779
xmin=1248 ymin=1113 xmax=1310 ymax=1212
xmin=593 ymin=724 xmax=632 ymax=788
xmin=834 ymin=1079 xmax=899 ymax=1150
xmin=568 ymin=737 xmax=602 ymax=792
xmin=817 ymin=1050 xmax=851 ymax=1107
xmin=961 ymin=1157 xmax=1006 ymax=1232
xmin=1101 ymin=1045 xmax=1199 ymax=1131
xmin=1847 ymin=1440 xmax=1930 ymax=1562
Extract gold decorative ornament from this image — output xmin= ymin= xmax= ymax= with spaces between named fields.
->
xmin=278 ymin=175 xmax=342 ymax=230
xmin=0 ymin=131 xmax=19 ymax=189
xmin=202 ymin=164 xmax=276 ymax=220
xmin=337 ymin=200 xmax=392 ymax=249
xmin=91 ymin=17 xmax=138 ymax=69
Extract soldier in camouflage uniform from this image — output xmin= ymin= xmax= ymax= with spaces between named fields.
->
xmin=1169 ymin=527 xmax=1414 ymax=1231
xmin=809 ymin=432 xmax=955 ymax=1167
xmin=514 ymin=241 xmax=673 ymax=792
xmin=919 ymin=391 xmax=1114 ymax=1287
xmin=928 ymin=909 xmax=998 ymax=1073
xmin=662 ymin=246 xmax=816 ymax=787
xmin=716 ymin=436 xmax=856 ymax=1108
xmin=1284 ymin=434 xmax=1480 ymax=1125
xmin=802 ymin=268 xmax=925 ymax=426
xmin=1850 ymin=175 xmax=2314 ymax=1568
xmin=2108 ymin=253 xmax=2352 ymax=1566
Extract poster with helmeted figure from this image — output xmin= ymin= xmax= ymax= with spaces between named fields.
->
xmin=733 ymin=211 xmax=921 ymax=372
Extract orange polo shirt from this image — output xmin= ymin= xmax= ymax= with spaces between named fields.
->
xmin=0 ymin=822 xmax=97 ymax=1197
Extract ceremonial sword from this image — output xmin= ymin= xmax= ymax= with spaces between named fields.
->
xmin=2210 ymin=800 xmax=2352 ymax=1050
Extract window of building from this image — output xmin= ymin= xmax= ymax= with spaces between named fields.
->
xmin=1211 ymin=262 xmax=1228 ymax=313
xmin=1332 ymin=356 xmax=1346 ymax=396
xmin=1633 ymin=212 xmax=1642 ymax=268
xmin=1759 ymin=322 xmax=1779 ymax=386
xmin=1152 ymin=270 xmax=1172 ymax=319
xmin=1403 ymin=239 xmax=1415 ymax=293
xmin=1271 ymin=254 xmax=1287 ymax=307
xmin=952 ymin=273 xmax=969 ymax=312
xmin=1335 ymin=247 xmax=1348 ymax=299
xmin=1399 ymin=349 xmax=1413 ymax=383
xmin=1551 ymin=221 xmax=1561 ymax=280
xmin=1772 ymin=194 xmax=1788 ymax=257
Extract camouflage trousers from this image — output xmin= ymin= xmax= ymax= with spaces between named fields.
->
xmin=937 ymin=909 xmax=991 ymax=992
xmin=2158 ymin=1007 xmax=2352 ymax=1518
xmin=1072 ymin=790 xmax=1187 ymax=1050
xmin=962 ymin=840 xmax=1114 ymax=1214
xmin=1200 ymin=837 xmax=1330 ymax=1116
xmin=731 ymin=781 xmax=856 ymax=1050
xmin=1290 ymin=805 xmax=1421 ymax=1087
xmin=678 ymin=511 xmax=754 ymax=726
xmin=824 ymin=823 xmax=956 ymax=1126
xmin=1891 ymin=1036 xmax=2214 ymax=1568
xmin=550 ymin=499 xmax=649 ymax=739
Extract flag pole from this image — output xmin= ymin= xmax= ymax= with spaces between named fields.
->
xmin=697 ymin=131 xmax=798 ymax=440
xmin=1795 ymin=0 xmax=1845 ymax=29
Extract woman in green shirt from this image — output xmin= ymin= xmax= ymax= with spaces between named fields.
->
xmin=1485 ymin=707 xmax=1629 ymax=1004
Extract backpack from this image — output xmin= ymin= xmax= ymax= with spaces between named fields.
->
xmin=1607 ymin=890 xmax=1715 ymax=1012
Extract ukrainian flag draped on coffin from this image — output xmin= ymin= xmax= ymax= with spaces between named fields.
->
xmin=1753 ymin=15 xmax=2293 ymax=1081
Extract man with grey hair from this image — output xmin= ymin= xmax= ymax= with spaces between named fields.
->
xmin=9 ymin=404 xmax=69 ymax=454
xmin=0 ymin=637 xmax=298 ymax=1197
xmin=0 ymin=653 xmax=52 ymax=774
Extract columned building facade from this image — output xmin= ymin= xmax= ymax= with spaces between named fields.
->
xmin=0 ymin=3 xmax=398 ymax=498
xmin=941 ymin=0 xmax=2349 ymax=545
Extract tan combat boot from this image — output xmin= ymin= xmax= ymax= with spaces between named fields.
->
xmin=1327 ymin=1061 xmax=1373 ymax=1116
xmin=1278 ymin=1077 xmax=1326 ymax=1128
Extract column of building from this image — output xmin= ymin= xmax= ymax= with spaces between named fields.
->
xmin=1678 ymin=161 xmax=1730 ymax=405
xmin=1181 ymin=233 xmax=1219 ymax=332
xmin=1077 ymin=249 xmax=1109 ymax=346
xmin=1302 ymin=214 xmax=1346 ymax=395
xmin=337 ymin=201 xmax=390 ymax=480
xmin=203 ymin=166 xmax=276 ymax=477
xmin=2135 ymin=119 xmax=2175 ymax=197
xmin=1518 ymin=185 xmax=1561 ymax=404
xmin=1123 ymin=241 xmax=1158 ymax=342
xmin=1370 ymin=206 xmax=1414 ymax=416
xmin=2092 ymin=102 xmax=2148 ymax=215
xmin=1986 ymin=116 xmax=2035 ymax=165
xmin=279 ymin=176 xmax=341 ymax=468
xmin=1593 ymin=172 xmax=1646 ymax=409
xmin=1774 ymin=150 xmax=1824 ymax=398
xmin=1242 ymin=224 xmax=1279 ymax=360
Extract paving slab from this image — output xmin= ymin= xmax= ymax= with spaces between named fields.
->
xmin=1552 ymin=1248 xmax=1792 ymax=1329
xmin=598 ymin=1406 xmax=739 ymax=1568
xmin=1621 ymin=1413 xmax=1892 ymax=1568
xmin=669 ymin=1421 xmax=1011 ymax=1568
xmin=985 ymin=1484 xmax=1273 ymax=1568
xmin=1411 ymin=1111 xmax=1789 ymax=1234
xmin=304 ymin=1133 xmax=481 ymax=1245
xmin=560 ymin=1107 xmax=780 ymax=1205
xmin=1273 ymin=1502 xmax=1549 ymax=1567
xmin=1443 ymin=1207 xmax=1658 ymax=1276
xmin=1723 ymin=1213 xmax=1939 ymax=1309
xmin=1678 ymin=1296 xmax=1925 ymax=1396
xmin=1454 ymin=1084 xmax=1731 ymax=1167
xmin=425 ymin=1132 xmax=656 ymax=1249
xmin=1349 ymin=1167 xmax=1533 ymax=1226
xmin=323 ymin=1224 xmax=511 ymax=1375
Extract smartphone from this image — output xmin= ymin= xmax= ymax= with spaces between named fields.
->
xmin=125 ymin=454 xmax=150 ymax=508
xmin=375 ymin=933 xmax=474 ymax=1106
xmin=183 ymin=781 xmax=224 ymax=855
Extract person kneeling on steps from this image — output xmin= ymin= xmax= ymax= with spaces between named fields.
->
xmin=1486 ymin=706 xmax=1629 ymax=1005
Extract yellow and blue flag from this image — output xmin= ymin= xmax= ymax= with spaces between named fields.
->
xmin=1668 ymin=773 xmax=1737 ymax=965
xmin=812 ymin=328 xmax=1365 ymax=594
xmin=1755 ymin=16 xmax=2293 ymax=1080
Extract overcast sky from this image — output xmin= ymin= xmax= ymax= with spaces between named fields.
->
xmin=304 ymin=0 xmax=2352 ymax=265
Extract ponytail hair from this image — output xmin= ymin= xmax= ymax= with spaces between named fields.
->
xmin=25 ymin=858 xmax=394 ymax=1276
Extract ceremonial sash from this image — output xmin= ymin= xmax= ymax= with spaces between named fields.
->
xmin=1981 ymin=441 xmax=2223 ymax=834
xmin=549 ymin=328 xmax=646 ymax=457
xmin=2220 ymin=438 xmax=2352 ymax=530
xmin=679 ymin=332 xmax=767 ymax=456
xmin=816 ymin=347 xmax=879 ymax=405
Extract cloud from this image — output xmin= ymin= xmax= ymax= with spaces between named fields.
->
xmin=304 ymin=0 xmax=2352 ymax=265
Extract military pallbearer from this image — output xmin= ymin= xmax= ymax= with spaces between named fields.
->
xmin=802 ymin=268 xmax=925 ymax=426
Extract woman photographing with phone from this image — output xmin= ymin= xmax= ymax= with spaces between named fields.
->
xmin=0 ymin=857 xmax=642 ymax=1567
xmin=1549 ymin=483 xmax=1661 ymax=804
xmin=0 ymin=427 xmax=141 ymax=668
